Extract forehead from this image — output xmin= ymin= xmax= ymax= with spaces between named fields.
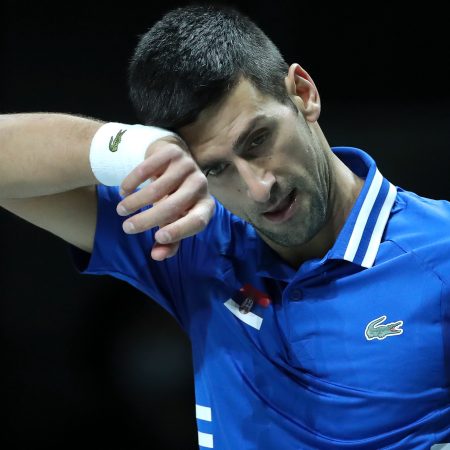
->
xmin=177 ymin=78 xmax=280 ymax=159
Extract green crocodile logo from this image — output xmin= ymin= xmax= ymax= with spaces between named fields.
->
xmin=365 ymin=315 xmax=403 ymax=341
xmin=109 ymin=129 xmax=127 ymax=152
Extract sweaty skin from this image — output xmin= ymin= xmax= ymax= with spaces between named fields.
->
xmin=178 ymin=63 xmax=365 ymax=269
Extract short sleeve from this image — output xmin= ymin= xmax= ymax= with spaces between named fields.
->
xmin=68 ymin=183 xmax=260 ymax=335
xmin=67 ymin=184 xmax=191 ymax=330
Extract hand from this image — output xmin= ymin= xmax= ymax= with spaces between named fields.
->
xmin=116 ymin=135 xmax=215 ymax=261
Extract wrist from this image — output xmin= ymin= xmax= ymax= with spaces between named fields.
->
xmin=89 ymin=122 xmax=178 ymax=188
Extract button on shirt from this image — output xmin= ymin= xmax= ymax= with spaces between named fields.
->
xmin=68 ymin=147 xmax=450 ymax=449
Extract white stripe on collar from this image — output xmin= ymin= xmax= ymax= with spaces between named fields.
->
xmin=343 ymin=169 xmax=397 ymax=268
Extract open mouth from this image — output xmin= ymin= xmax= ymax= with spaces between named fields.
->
xmin=262 ymin=189 xmax=297 ymax=223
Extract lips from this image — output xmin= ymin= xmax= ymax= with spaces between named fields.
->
xmin=262 ymin=189 xmax=297 ymax=223
xmin=263 ymin=189 xmax=295 ymax=214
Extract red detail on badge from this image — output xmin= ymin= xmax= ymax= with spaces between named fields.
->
xmin=239 ymin=283 xmax=272 ymax=308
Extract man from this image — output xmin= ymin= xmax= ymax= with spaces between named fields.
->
xmin=1 ymin=4 xmax=449 ymax=449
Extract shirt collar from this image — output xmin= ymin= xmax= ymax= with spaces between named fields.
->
xmin=250 ymin=146 xmax=398 ymax=280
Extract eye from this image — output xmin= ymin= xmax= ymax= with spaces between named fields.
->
xmin=248 ymin=131 xmax=268 ymax=149
xmin=204 ymin=162 xmax=229 ymax=177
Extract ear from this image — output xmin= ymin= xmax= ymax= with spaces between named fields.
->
xmin=284 ymin=63 xmax=321 ymax=122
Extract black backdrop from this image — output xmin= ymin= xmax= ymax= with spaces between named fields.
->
xmin=1 ymin=1 xmax=449 ymax=449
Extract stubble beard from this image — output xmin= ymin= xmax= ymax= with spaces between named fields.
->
xmin=250 ymin=187 xmax=328 ymax=248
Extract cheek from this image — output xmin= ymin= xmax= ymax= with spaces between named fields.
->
xmin=279 ymin=134 xmax=317 ymax=177
xmin=219 ymin=192 xmax=250 ymax=219
xmin=210 ymin=185 xmax=243 ymax=210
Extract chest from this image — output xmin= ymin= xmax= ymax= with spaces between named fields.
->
xmin=190 ymin=252 xmax=447 ymax=440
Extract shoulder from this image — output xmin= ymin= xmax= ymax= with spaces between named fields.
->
xmin=394 ymin=187 xmax=450 ymax=239
xmin=385 ymin=186 xmax=450 ymax=285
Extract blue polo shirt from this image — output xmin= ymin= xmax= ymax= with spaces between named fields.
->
xmin=68 ymin=146 xmax=450 ymax=449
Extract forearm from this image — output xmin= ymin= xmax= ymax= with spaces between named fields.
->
xmin=0 ymin=113 xmax=102 ymax=199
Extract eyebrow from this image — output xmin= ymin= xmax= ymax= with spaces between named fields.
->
xmin=198 ymin=114 xmax=271 ymax=170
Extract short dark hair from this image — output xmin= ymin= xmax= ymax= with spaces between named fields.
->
xmin=128 ymin=3 xmax=296 ymax=131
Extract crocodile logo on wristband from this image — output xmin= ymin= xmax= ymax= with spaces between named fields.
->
xmin=109 ymin=129 xmax=127 ymax=152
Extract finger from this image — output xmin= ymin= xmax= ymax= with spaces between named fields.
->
xmin=154 ymin=196 xmax=215 ymax=244
xmin=120 ymin=142 xmax=187 ymax=196
xmin=150 ymin=241 xmax=181 ymax=261
xmin=121 ymin=171 xmax=208 ymax=234
xmin=117 ymin=156 xmax=197 ymax=216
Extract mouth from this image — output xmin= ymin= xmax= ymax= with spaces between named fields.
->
xmin=262 ymin=189 xmax=297 ymax=223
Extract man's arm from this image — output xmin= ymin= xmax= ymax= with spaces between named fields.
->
xmin=0 ymin=113 xmax=100 ymax=199
xmin=0 ymin=113 xmax=101 ymax=254
xmin=0 ymin=113 xmax=215 ymax=260
xmin=0 ymin=185 xmax=97 ymax=253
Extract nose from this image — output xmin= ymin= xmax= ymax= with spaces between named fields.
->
xmin=234 ymin=157 xmax=276 ymax=203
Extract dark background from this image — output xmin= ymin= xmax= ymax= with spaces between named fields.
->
xmin=0 ymin=1 xmax=449 ymax=449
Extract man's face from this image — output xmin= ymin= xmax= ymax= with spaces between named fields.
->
xmin=178 ymin=77 xmax=330 ymax=248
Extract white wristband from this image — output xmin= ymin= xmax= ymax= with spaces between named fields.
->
xmin=89 ymin=122 xmax=177 ymax=189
